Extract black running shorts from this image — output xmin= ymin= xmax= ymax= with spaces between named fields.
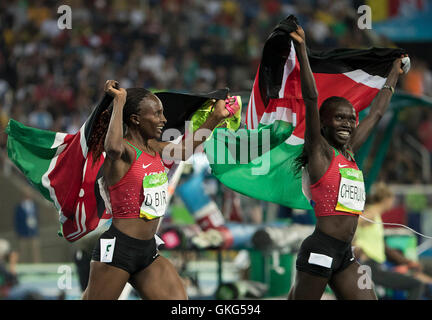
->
xmin=92 ymin=223 xmax=160 ymax=275
xmin=295 ymin=228 xmax=356 ymax=278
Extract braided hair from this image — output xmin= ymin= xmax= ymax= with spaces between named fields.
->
xmin=88 ymin=88 xmax=153 ymax=164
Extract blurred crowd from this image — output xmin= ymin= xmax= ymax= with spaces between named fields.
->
xmin=379 ymin=107 xmax=432 ymax=184
xmin=1 ymin=1 xmax=432 ymax=300
xmin=0 ymin=0 xmax=432 ymax=182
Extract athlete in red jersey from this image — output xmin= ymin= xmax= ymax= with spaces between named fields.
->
xmin=82 ymin=81 xmax=235 ymax=300
xmin=308 ymin=147 xmax=366 ymax=217
xmin=107 ymin=140 xmax=168 ymax=220
xmin=287 ymin=24 xmax=407 ymax=299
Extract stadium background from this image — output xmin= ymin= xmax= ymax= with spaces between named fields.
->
xmin=1 ymin=0 xmax=432 ymax=300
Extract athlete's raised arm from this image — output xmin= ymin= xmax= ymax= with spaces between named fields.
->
xmin=349 ymin=55 xmax=407 ymax=153
xmin=103 ymin=80 xmax=129 ymax=160
xmin=290 ymin=25 xmax=332 ymax=178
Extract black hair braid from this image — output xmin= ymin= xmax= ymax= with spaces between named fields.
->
xmin=88 ymin=88 xmax=153 ymax=165
xmin=88 ymin=105 xmax=113 ymax=165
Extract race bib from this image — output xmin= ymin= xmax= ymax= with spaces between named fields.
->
xmin=140 ymin=172 xmax=168 ymax=220
xmin=335 ymin=168 xmax=366 ymax=214
xmin=100 ymin=238 xmax=116 ymax=263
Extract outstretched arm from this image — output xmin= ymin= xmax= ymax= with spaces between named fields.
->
xmin=150 ymin=98 xmax=234 ymax=161
xmin=349 ymin=56 xmax=407 ymax=153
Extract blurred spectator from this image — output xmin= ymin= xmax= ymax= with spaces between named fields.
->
xmin=14 ymin=188 xmax=41 ymax=263
xmin=354 ymin=183 xmax=432 ymax=299
xmin=0 ymin=239 xmax=18 ymax=299
xmin=0 ymin=237 xmax=50 ymax=300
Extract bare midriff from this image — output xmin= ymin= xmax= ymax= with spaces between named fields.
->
xmin=113 ymin=217 xmax=160 ymax=240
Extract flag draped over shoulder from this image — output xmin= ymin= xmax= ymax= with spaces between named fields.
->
xmin=205 ymin=15 xmax=405 ymax=210
xmin=6 ymin=89 xmax=228 ymax=242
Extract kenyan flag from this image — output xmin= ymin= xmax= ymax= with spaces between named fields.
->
xmin=205 ymin=15 xmax=405 ymax=209
xmin=6 ymin=90 xmax=228 ymax=242
xmin=6 ymin=94 xmax=113 ymax=242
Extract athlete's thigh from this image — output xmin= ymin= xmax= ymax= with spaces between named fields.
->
xmin=129 ymin=255 xmax=187 ymax=300
xmin=83 ymin=261 xmax=130 ymax=300
xmin=329 ymin=262 xmax=377 ymax=300
xmin=288 ymin=270 xmax=329 ymax=300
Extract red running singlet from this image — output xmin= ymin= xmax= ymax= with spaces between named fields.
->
xmin=308 ymin=148 xmax=366 ymax=217
xmin=108 ymin=141 xmax=168 ymax=219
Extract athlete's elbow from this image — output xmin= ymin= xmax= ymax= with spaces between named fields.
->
xmin=104 ymin=144 xmax=122 ymax=160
